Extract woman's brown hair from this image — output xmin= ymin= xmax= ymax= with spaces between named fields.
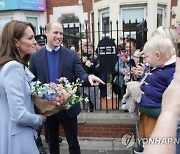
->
xmin=0 ymin=20 xmax=35 ymax=66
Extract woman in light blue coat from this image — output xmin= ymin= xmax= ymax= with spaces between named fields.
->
xmin=114 ymin=56 xmax=127 ymax=104
xmin=0 ymin=20 xmax=45 ymax=154
xmin=115 ymin=58 xmax=126 ymax=88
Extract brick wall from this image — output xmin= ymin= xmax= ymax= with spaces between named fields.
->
xmin=94 ymin=0 xmax=101 ymax=2
xmin=42 ymin=112 xmax=137 ymax=139
xmin=59 ymin=123 xmax=136 ymax=138
xmin=58 ymin=112 xmax=137 ymax=139
xmin=171 ymin=0 xmax=178 ymax=6
xmin=170 ymin=0 xmax=178 ymax=22
xmin=46 ymin=0 xmax=93 ymax=23
xmin=46 ymin=0 xmax=78 ymax=18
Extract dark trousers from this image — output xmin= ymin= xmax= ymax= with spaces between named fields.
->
xmin=35 ymin=125 xmax=43 ymax=147
xmin=45 ymin=110 xmax=80 ymax=154
xmin=99 ymin=73 xmax=107 ymax=97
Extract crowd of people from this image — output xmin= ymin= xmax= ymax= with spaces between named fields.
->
xmin=0 ymin=19 xmax=180 ymax=154
xmin=115 ymin=26 xmax=180 ymax=154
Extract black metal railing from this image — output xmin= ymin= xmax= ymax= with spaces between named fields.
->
xmin=38 ymin=20 xmax=147 ymax=113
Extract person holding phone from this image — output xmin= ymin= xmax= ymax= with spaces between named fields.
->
xmin=130 ymin=49 xmax=145 ymax=81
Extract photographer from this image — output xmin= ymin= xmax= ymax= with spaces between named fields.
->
xmin=130 ymin=49 xmax=145 ymax=81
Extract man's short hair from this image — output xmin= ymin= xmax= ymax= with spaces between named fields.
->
xmin=35 ymin=35 xmax=47 ymax=45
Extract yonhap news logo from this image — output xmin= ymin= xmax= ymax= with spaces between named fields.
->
xmin=121 ymin=133 xmax=135 ymax=148
xmin=122 ymin=133 xmax=180 ymax=149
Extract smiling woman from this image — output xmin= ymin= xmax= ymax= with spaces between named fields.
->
xmin=0 ymin=20 xmax=37 ymax=67
xmin=15 ymin=26 xmax=37 ymax=57
xmin=0 ymin=20 xmax=45 ymax=154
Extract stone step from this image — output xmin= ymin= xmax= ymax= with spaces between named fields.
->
xmin=42 ymin=136 xmax=135 ymax=154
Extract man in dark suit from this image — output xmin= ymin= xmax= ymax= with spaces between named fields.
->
xmin=29 ymin=21 xmax=104 ymax=154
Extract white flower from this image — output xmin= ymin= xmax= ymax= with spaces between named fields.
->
xmin=84 ymin=97 xmax=89 ymax=102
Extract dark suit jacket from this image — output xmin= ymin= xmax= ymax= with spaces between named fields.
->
xmin=29 ymin=46 xmax=89 ymax=118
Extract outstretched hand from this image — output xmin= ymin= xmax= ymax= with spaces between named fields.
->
xmin=88 ymin=74 xmax=105 ymax=86
xmin=162 ymin=57 xmax=180 ymax=117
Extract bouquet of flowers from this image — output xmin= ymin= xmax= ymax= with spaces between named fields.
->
xmin=30 ymin=77 xmax=83 ymax=116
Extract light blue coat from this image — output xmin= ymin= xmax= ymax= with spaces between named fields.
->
xmin=114 ymin=59 xmax=125 ymax=88
xmin=0 ymin=61 xmax=43 ymax=154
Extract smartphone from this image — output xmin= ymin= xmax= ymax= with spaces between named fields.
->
xmin=177 ymin=43 xmax=180 ymax=57
xmin=129 ymin=59 xmax=136 ymax=67
xmin=139 ymin=57 xmax=144 ymax=64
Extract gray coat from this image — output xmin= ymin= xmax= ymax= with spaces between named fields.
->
xmin=0 ymin=61 xmax=43 ymax=154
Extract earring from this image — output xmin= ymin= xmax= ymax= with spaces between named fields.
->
xmin=17 ymin=45 xmax=21 ymax=53
xmin=17 ymin=46 xmax=20 ymax=50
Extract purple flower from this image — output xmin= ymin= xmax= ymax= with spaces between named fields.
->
xmin=42 ymin=93 xmax=58 ymax=101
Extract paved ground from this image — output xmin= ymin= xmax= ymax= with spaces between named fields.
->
xmin=42 ymin=136 xmax=135 ymax=154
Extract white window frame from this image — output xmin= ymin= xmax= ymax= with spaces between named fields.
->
xmin=157 ymin=7 xmax=165 ymax=27
xmin=26 ymin=16 xmax=40 ymax=35
xmin=120 ymin=6 xmax=146 ymax=38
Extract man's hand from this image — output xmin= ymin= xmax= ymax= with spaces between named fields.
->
xmin=88 ymin=74 xmax=105 ymax=86
xmin=82 ymin=56 xmax=88 ymax=63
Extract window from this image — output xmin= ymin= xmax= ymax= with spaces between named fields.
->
xmin=59 ymin=14 xmax=80 ymax=48
xmin=121 ymin=7 xmax=145 ymax=23
xmin=26 ymin=17 xmax=39 ymax=34
xmin=0 ymin=16 xmax=13 ymax=33
xmin=177 ymin=21 xmax=180 ymax=26
xmin=157 ymin=7 xmax=165 ymax=27
xmin=60 ymin=15 xmax=80 ymax=37
xmin=61 ymin=15 xmax=79 ymax=24
xmin=101 ymin=11 xmax=109 ymax=34
xmin=121 ymin=7 xmax=146 ymax=37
